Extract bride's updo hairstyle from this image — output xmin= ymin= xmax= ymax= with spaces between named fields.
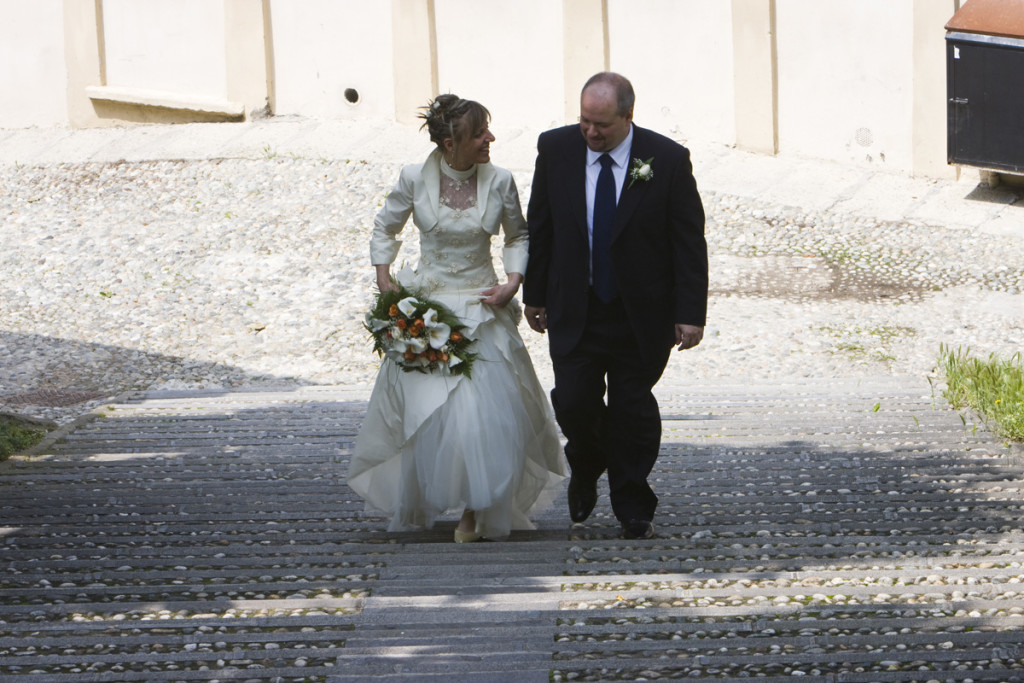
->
xmin=419 ymin=94 xmax=490 ymax=156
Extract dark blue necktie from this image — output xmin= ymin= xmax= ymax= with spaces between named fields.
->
xmin=592 ymin=153 xmax=618 ymax=302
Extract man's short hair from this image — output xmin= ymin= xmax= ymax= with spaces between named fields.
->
xmin=582 ymin=72 xmax=635 ymax=117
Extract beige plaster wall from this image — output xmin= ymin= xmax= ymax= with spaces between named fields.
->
xmin=0 ymin=0 xmax=965 ymax=178
xmin=776 ymin=0 xmax=916 ymax=169
xmin=607 ymin=0 xmax=735 ymax=144
xmin=0 ymin=0 xmax=67 ymax=128
xmin=269 ymin=0 xmax=395 ymax=120
xmin=433 ymin=0 xmax=564 ymax=130
xmin=102 ymin=0 xmax=227 ymax=99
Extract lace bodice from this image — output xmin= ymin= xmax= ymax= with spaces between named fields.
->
xmin=416 ymin=160 xmax=498 ymax=293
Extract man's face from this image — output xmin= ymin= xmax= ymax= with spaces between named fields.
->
xmin=579 ymin=85 xmax=632 ymax=153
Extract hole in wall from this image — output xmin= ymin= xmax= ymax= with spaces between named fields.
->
xmin=344 ymin=88 xmax=360 ymax=104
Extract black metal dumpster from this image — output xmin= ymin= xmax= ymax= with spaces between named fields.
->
xmin=946 ymin=0 xmax=1024 ymax=174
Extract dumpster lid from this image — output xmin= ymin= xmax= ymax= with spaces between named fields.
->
xmin=946 ymin=0 xmax=1024 ymax=40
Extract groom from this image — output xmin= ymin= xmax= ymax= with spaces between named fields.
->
xmin=524 ymin=72 xmax=708 ymax=539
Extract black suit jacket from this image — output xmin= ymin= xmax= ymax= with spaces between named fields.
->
xmin=524 ymin=124 xmax=708 ymax=360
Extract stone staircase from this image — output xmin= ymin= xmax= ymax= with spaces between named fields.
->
xmin=2 ymin=377 xmax=1024 ymax=681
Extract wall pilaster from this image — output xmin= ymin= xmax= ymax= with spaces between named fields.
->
xmin=225 ymin=0 xmax=269 ymax=119
xmin=64 ymin=0 xmax=107 ymax=128
xmin=392 ymin=0 xmax=437 ymax=123
xmin=912 ymin=0 xmax=958 ymax=178
xmin=731 ymin=0 xmax=778 ymax=154
xmin=562 ymin=0 xmax=607 ymax=124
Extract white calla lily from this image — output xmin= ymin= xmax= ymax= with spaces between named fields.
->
xmin=397 ymin=296 xmax=419 ymax=317
xmin=422 ymin=308 xmax=439 ymax=327
xmin=406 ymin=336 xmax=428 ymax=354
xmin=428 ymin=322 xmax=451 ymax=349
xmin=366 ymin=314 xmax=391 ymax=332
xmin=448 ymin=354 xmax=462 ymax=367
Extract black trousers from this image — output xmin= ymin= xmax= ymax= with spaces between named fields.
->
xmin=550 ymin=292 xmax=671 ymax=523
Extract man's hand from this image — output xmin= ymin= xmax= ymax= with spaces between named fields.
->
xmin=524 ymin=305 xmax=547 ymax=334
xmin=675 ymin=324 xmax=703 ymax=351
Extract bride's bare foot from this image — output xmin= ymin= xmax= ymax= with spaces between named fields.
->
xmin=454 ymin=510 xmax=481 ymax=543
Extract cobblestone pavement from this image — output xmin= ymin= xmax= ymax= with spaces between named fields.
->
xmin=2 ymin=377 xmax=1024 ymax=681
xmin=2 ymin=119 xmax=1023 ymax=426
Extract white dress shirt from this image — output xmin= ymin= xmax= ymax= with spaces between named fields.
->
xmin=585 ymin=124 xmax=633 ymax=279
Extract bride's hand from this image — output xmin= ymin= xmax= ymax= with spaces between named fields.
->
xmin=480 ymin=281 xmax=519 ymax=308
xmin=375 ymin=265 xmax=398 ymax=293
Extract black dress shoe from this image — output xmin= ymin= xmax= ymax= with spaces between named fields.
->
xmin=621 ymin=519 xmax=654 ymax=539
xmin=567 ymin=474 xmax=597 ymax=523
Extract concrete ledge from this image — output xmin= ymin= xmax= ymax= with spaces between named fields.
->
xmin=85 ymin=85 xmax=245 ymax=117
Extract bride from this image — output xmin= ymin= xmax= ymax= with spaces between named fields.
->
xmin=346 ymin=94 xmax=566 ymax=542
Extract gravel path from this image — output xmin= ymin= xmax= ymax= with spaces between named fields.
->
xmin=2 ymin=149 xmax=1023 ymax=424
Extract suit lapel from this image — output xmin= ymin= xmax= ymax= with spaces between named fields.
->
xmin=611 ymin=128 xmax=653 ymax=243
xmin=566 ymin=134 xmax=589 ymax=240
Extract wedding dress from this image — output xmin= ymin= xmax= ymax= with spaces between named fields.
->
xmin=347 ymin=154 xmax=566 ymax=539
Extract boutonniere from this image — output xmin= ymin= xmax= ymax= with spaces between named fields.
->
xmin=628 ymin=157 xmax=654 ymax=188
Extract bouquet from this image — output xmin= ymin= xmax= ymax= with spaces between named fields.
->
xmin=365 ymin=284 xmax=477 ymax=378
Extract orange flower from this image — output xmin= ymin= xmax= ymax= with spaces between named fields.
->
xmin=408 ymin=326 xmax=421 ymax=337
xmin=388 ymin=304 xmax=399 ymax=317
xmin=396 ymin=319 xmax=407 ymax=330
xmin=404 ymin=350 xmax=416 ymax=361
xmin=414 ymin=318 xmax=425 ymax=329
xmin=450 ymin=332 xmax=463 ymax=343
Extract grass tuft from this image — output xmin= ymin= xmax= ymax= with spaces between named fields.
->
xmin=0 ymin=419 xmax=48 ymax=461
xmin=939 ymin=345 xmax=1024 ymax=442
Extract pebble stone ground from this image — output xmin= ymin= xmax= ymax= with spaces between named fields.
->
xmin=1 ymin=117 xmax=1022 ymax=424
xmin=2 ymin=117 xmax=1024 ymax=681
